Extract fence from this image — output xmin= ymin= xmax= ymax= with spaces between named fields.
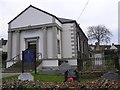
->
xmin=81 ymin=56 xmax=117 ymax=72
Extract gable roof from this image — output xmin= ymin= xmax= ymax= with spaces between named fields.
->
xmin=110 ymin=45 xmax=118 ymax=50
xmin=8 ymin=5 xmax=78 ymax=25
xmin=8 ymin=5 xmax=62 ymax=24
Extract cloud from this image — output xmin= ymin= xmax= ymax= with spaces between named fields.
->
xmin=0 ymin=0 xmax=119 ymax=44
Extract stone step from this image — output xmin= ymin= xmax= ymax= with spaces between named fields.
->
xmin=3 ymin=60 xmax=42 ymax=73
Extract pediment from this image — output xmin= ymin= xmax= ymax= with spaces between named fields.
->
xmin=9 ymin=5 xmax=53 ymax=28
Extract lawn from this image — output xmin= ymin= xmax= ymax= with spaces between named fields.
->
xmin=2 ymin=73 xmax=99 ymax=83
xmin=2 ymin=73 xmax=120 ymax=89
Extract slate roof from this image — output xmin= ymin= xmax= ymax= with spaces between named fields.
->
xmin=89 ymin=45 xmax=111 ymax=50
xmin=114 ymin=45 xmax=120 ymax=51
xmin=89 ymin=44 xmax=120 ymax=51
xmin=0 ymin=39 xmax=7 ymax=46
xmin=8 ymin=5 xmax=76 ymax=25
xmin=58 ymin=18 xmax=75 ymax=23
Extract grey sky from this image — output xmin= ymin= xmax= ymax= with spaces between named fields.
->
xmin=0 ymin=0 xmax=119 ymax=44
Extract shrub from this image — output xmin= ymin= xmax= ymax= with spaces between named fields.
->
xmin=2 ymin=79 xmax=120 ymax=89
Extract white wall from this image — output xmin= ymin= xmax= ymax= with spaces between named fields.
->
xmin=55 ymin=19 xmax=62 ymax=27
xmin=20 ymin=31 xmax=26 ymax=60
xmin=42 ymin=60 xmax=58 ymax=67
xmin=6 ymin=61 xmax=17 ymax=68
xmin=10 ymin=7 xmax=52 ymax=28
xmin=19 ymin=29 xmax=43 ymax=60
xmin=62 ymin=23 xmax=73 ymax=58
xmin=12 ymin=33 xmax=17 ymax=58
xmin=68 ymin=59 xmax=77 ymax=66
xmin=94 ymin=53 xmax=103 ymax=66
xmin=47 ymin=28 xmax=53 ymax=58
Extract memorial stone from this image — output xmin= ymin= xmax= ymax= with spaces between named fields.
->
xmin=18 ymin=73 xmax=34 ymax=81
xmin=102 ymin=72 xmax=120 ymax=81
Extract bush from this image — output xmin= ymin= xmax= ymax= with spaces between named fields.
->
xmin=2 ymin=79 xmax=120 ymax=89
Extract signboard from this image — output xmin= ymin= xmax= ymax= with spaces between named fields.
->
xmin=23 ymin=48 xmax=34 ymax=64
xmin=22 ymin=48 xmax=36 ymax=74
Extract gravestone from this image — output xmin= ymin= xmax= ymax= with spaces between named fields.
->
xmin=59 ymin=62 xmax=72 ymax=74
xmin=102 ymin=72 xmax=120 ymax=81
xmin=18 ymin=73 xmax=34 ymax=81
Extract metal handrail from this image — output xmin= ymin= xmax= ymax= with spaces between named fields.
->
xmin=6 ymin=52 xmax=42 ymax=62
xmin=5 ymin=52 xmax=42 ymax=65
xmin=6 ymin=54 xmax=22 ymax=62
xmin=36 ymin=52 xmax=42 ymax=60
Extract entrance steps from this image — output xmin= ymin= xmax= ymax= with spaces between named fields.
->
xmin=2 ymin=60 xmax=42 ymax=73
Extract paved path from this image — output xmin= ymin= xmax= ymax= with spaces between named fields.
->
xmin=0 ymin=73 xmax=20 ymax=79
xmin=0 ymin=69 xmax=20 ymax=79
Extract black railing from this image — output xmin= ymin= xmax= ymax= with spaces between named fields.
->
xmin=81 ymin=57 xmax=116 ymax=71
xmin=6 ymin=54 xmax=22 ymax=63
xmin=4 ymin=52 xmax=43 ymax=68
xmin=36 ymin=52 xmax=42 ymax=61
xmin=6 ymin=52 xmax=42 ymax=63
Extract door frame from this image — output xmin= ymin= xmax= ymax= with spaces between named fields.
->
xmin=24 ymin=37 xmax=39 ymax=57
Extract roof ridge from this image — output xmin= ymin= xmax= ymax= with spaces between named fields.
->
xmin=58 ymin=17 xmax=75 ymax=23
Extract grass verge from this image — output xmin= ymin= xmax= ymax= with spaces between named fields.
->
xmin=2 ymin=73 xmax=99 ymax=83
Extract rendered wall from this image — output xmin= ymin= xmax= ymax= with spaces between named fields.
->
xmin=20 ymin=29 xmax=43 ymax=60
xmin=42 ymin=60 xmax=58 ymax=67
xmin=62 ymin=23 xmax=73 ymax=58
xmin=10 ymin=7 xmax=52 ymax=28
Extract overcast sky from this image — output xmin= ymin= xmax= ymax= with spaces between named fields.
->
xmin=0 ymin=0 xmax=119 ymax=44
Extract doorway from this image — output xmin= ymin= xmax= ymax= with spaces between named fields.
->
xmin=28 ymin=41 xmax=37 ymax=59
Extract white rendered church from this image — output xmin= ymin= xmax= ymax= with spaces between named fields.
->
xmin=7 ymin=5 xmax=88 ymax=69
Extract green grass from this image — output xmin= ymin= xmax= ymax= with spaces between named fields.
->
xmin=2 ymin=75 xmax=19 ymax=81
xmin=32 ymin=73 xmax=64 ymax=82
xmin=2 ymin=73 xmax=99 ymax=83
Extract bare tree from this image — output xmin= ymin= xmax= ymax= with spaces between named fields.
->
xmin=87 ymin=25 xmax=112 ymax=45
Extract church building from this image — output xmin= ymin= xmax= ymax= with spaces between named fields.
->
xmin=7 ymin=5 xmax=88 ymax=69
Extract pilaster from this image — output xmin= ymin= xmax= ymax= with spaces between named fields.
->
xmin=52 ymin=27 xmax=57 ymax=58
xmin=16 ymin=30 xmax=20 ymax=60
xmin=43 ymin=27 xmax=47 ymax=59
xmin=7 ymin=31 xmax=12 ymax=61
